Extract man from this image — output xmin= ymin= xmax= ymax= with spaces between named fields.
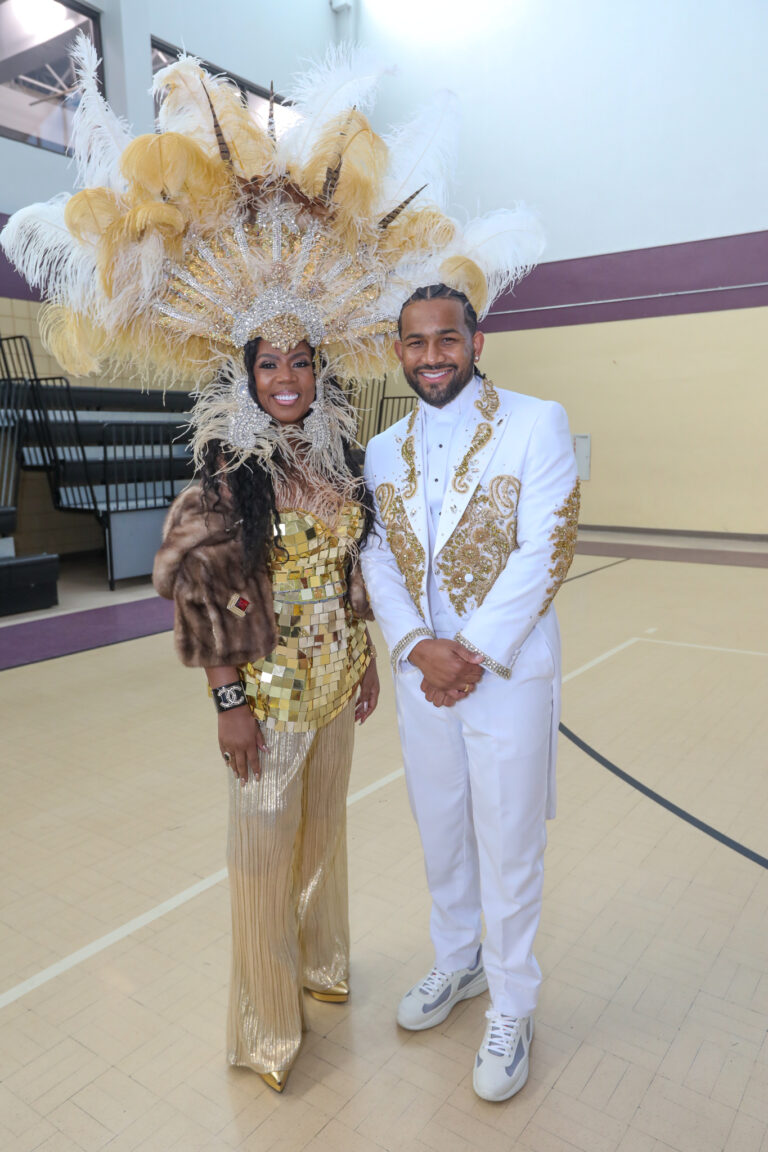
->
xmin=361 ymin=283 xmax=579 ymax=1102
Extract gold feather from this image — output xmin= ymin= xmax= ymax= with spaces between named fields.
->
xmin=209 ymin=81 xmax=276 ymax=179
xmin=378 ymin=208 xmax=456 ymax=260
xmin=439 ymin=255 xmax=488 ymax=315
xmin=120 ymin=133 xmax=232 ymax=205
xmin=122 ymin=201 xmax=187 ymax=241
xmin=95 ymin=202 xmax=185 ymax=296
xmin=301 ymin=110 xmax=388 ymax=218
xmin=64 ymin=188 xmax=122 ymax=245
xmin=39 ymin=302 xmax=107 ymax=376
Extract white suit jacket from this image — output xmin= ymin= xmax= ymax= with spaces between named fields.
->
xmin=361 ymin=378 xmax=579 ymax=811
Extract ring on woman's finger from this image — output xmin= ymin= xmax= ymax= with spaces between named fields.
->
xmin=223 ymin=751 xmax=232 ymax=764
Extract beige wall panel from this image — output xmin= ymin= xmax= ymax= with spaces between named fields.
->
xmin=15 ymin=472 xmax=103 ymax=556
xmin=479 ymin=307 xmax=768 ymax=535
xmin=1 ymin=298 xmax=145 ymax=391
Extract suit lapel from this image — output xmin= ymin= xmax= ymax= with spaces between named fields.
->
xmin=433 ymin=378 xmax=507 ymax=558
xmin=397 ymin=405 xmax=430 ymax=590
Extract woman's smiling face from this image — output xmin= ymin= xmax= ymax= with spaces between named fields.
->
xmin=251 ymin=340 xmax=316 ymax=424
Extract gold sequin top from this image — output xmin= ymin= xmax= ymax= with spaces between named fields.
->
xmin=239 ymin=502 xmax=371 ymax=732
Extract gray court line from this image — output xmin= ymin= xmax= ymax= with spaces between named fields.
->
xmin=560 ymin=723 xmax=768 ymax=871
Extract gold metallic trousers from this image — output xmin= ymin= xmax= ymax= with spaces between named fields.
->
xmin=226 ymin=703 xmax=354 ymax=1074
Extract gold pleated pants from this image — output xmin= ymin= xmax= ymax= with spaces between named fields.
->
xmin=226 ymin=703 xmax=354 ymax=1074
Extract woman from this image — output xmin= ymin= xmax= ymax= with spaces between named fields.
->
xmin=153 ymin=336 xmax=379 ymax=1092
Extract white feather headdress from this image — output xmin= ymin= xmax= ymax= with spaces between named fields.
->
xmin=1 ymin=36 xmax=543 ymax=461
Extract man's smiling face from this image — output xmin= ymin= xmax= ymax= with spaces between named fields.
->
xmin=395 ymin=297 xmax=484 ymax=408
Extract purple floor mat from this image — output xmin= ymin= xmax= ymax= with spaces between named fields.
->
xmin=0 ymin=596 xmax=174 ymax=670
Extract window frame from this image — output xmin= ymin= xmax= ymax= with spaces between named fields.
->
xmin=150 ymin=36 xmax=292 ymax=120
xmin=0 ymin=0 xmax=103 ymax=156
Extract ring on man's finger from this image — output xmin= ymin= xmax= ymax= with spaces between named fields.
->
xmin=223 ymin=751 xmax=231 ymax=764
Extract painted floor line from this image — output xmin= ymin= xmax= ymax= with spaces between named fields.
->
xmin=562 ymin=638 xmax=639 ymax=683
xmin=0 ymin=870 xmax=227 ymax=1011
xmin=640 ymin=637 xmax=768 ymax=658
xmin=0 ymin=764 xmax=405 ymax=1012
xmin=347 ymin=767 xmax=405 ymax=805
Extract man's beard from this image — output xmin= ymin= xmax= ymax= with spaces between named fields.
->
xmin=403 ymin=358 xmax=476 ymax=408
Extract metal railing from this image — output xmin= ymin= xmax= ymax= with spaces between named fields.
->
xmin=102 ymin=421 xmax=193 ymax=513
xmin=377 ymin=393 xmax=417 ymax=433
xmin=0 ymin=378 xmax=25 ymax=536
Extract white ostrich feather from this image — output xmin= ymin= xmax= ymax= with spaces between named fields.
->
xmin=379 ymin=91 xmax=459 ymax=213
xmin=69 ymin=33 xmax=132 ymax=191
xmin=0 ymin=196 xmax=97 ymax=313
xmin=99 ymin=231 xmax=169 ymax=333
xmin=154 ymin=55 xmax=222 ymax=148
xmin=389 ymin=252 xmax=445 ymax=297
xmin=462 ymin=206 xmax=545 ymax=310
xmin=278 ymin=44 xmax=391 ymax=169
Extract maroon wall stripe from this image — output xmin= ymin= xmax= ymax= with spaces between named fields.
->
xmin=3 ymin=208 xmax=767 ymax=328
xmin=0 ymin=212 xmax=41 ymax=303
xmin=487 ymin=230 xmax=768 ymax=331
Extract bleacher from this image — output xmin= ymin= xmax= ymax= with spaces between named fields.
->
xmin=0 ymin=334 xmax=195 ymax=604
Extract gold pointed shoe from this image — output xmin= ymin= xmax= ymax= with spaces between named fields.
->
xmin=259 ymin=1069 xmax=290 ymax=1093
xmin=306 ymin=980 xmax=349 ymax=1003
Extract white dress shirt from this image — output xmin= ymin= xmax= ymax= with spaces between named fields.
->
xmin=378 ymin=372 xmax=480 ymax=666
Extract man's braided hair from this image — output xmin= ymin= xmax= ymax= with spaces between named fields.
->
xmin=397 ymin=283 xmax=478 ymax=337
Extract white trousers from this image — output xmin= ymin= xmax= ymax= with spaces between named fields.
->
xmin=394 ymin=623 xmax=556 ymax=1017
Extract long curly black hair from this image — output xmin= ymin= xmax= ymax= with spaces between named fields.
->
xmin=198 ymin=338 xmax=375 ymax=576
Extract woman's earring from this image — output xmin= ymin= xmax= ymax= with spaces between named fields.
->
xmin=303 ymin=377 xmax=331 ymax=453
xmin=227 ymin=372 xmax=271 ymax=450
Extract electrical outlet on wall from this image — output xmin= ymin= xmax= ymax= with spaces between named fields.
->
xmin=573 ymin=434 xmax=591 ymax=481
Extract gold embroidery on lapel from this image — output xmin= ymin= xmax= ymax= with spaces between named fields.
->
xmin=453 ymin=422 xmax=493 ymax=494
xmin=474 ymin=377 xmax=500 ymax=420
xmin=436 ymin=475 xmax=520 ymax=614
xmin=375 ymin=482 xmax=395 ymax=521
xmin=401 ymin=408 xmax=418 ymax=499
xmin=539 ymin=479 xmax=580 ymax=616
xmin=375 ymin=484 xmax=425 ymax=610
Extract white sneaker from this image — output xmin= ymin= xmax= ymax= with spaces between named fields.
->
xmin=473 ymin=1012 xmax=533 ymax=1101
xmin=397 ymin=950 xmax=488 ymax=1031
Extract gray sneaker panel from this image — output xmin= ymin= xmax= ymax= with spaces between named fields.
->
xmin=457 ymin=968 xmax=482 ymax=991
xmin=505 ymin=1038 xmax=526 ymax=1076
xmin=423 ymin=985 xmax=452 ymax=1012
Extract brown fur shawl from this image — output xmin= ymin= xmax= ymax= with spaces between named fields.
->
xmin=153 ymin=486 xmax=277 ymax=668
xmin=153 ymin=485 xmax=372 ymax=668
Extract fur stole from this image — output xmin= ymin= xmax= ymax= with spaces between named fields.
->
xmin=153 ymin=485 xmax=277 ymax=668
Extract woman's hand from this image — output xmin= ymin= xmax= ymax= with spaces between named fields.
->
xmin=355 ymin=659 xmax=380 ymax=724
xmin=218 ymin=706 xmax=268 ymax=784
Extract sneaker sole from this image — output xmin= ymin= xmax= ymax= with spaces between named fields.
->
xmin=397 ymin=971 xmax=489 ymax=1031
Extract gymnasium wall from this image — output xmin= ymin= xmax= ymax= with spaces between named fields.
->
xmin=1 ymin=0 xmax=766 ymax=552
